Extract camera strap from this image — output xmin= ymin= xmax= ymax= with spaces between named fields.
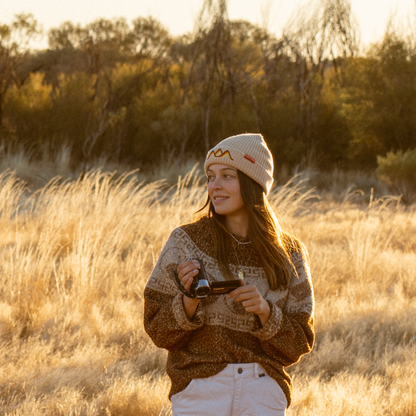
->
xmin=173 ymin=269 xmax=197 ymax=299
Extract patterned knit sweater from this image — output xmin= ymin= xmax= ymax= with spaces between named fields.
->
xmin=144 ymin=217 xmax=314 ymax=407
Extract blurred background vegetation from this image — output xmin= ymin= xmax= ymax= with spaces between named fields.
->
xmin=1 ymin=0 xmax=416 ymax=200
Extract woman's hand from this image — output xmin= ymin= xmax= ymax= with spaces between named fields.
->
xmin=228 ymin=281 xmax=271 ymax=326
xmin=177 ymin=259 xmax=201 ymax=293
xmin=177 ymin=259 xmax=201 ymax=319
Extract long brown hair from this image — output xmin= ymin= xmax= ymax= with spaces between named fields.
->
xmin=198 ymin=170 xmax=306 ymax=290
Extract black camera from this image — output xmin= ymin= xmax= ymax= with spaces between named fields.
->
xmin=173 ymin=258 xmax=242 ymax=299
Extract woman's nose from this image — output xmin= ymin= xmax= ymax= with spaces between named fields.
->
xmin=210 ymin=177 xmax=222 ymax=189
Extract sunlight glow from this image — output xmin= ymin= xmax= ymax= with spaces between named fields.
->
xmin=0 ymin=0 xmax=414 ymax=49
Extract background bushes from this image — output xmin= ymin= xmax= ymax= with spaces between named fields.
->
xmin=1 ymin=1 xmax=416 ymax=178
xmin=377 ymin=149 xmax=416 ymax=204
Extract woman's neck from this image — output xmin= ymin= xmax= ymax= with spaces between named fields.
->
xmin=225 ymin=213 xmax=249 ymax=238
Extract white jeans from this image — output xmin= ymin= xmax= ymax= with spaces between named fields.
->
xmin=171 ymin=363 xmax=287 ymax=416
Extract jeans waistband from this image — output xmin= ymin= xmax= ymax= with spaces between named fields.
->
xmin=217 ymin=363 xmax=266 ymax=379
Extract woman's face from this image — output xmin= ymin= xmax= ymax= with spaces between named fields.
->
xmin=207 ymin=164 xmax=246 ymax=217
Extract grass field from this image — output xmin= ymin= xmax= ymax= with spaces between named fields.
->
xmin=0 ymin=166 xmax=415 ymax=415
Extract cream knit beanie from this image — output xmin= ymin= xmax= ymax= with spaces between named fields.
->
xmin=204 ymin=133 xmax=274 ymax=195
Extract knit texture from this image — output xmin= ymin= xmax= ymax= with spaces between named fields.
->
xmin=144 ymin=217 xmax=315 ymax=407
xmin=204 ymin=133 xmax=274 ymax=195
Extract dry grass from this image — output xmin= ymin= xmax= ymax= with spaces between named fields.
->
xmin=0 ymin=166 xmax=415 ymax=415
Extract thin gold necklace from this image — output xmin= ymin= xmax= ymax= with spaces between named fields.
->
xmin=228 ymin=234 xmax=253 ymax=279
xmin=227 ymin=230 xmax=251 ymax=245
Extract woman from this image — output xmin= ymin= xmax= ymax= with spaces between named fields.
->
xmin=144 ymin=133 xmax=314 ymax=416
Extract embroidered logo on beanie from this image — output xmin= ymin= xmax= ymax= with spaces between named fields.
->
xmin=207 ymin=149 xmax=234 ymax=161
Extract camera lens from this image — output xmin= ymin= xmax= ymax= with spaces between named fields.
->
xmin=195 ymin=280 xmax=211 ymax=297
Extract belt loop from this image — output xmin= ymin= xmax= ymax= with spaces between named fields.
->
xmin=255 ymin=362 xmax=259 ymax=379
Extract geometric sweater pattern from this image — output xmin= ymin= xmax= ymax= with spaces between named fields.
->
xmin=144 ymin=217 xmax=314 ymax=407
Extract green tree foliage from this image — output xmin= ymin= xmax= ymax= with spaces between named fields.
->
xmin=342 ymin=35 xmax=416 ymax=168
xmin=0 ymin=14 xmax=40 ymax=139
xmin=4 ymin=73 xmax=52 ymax=143
xmin=1 ymin=1 xmax=416 ymax=173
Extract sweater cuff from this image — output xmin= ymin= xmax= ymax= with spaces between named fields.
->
xmin=172 ymin=293 xmax=204 ymax=331
xmin=251 ymin=302 xmax=283 ymax=341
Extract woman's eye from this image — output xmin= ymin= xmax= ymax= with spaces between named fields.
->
xmin=207 ymin=176 xmax=214 ymax=181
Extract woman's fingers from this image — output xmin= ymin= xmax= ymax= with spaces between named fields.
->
xmin=228 ymin=284 xmax=268 ymax=315
xmin=228 ymin=284 xmax=258 ymax=301
xmin=235 ymin=289 xmax=259 ymax=300
xmin=177 ymin=259 xmax=199 ymax=274
xmin=177 ymin=260 xmax=200 ymax=283
xmin=241 ymin=298 xmax=258 ymax=307
xmin=178 ymin=259 xmax=200 ymax=272
xmin=176 ymin=260 xmax=200 ymax=292
xmin=183 ymin=275 xmax=194 ymax=292
xmin=180 ymin=270 xmax=198 ymax=287
xmin=230 ymin=288 xmax=260 ymax=305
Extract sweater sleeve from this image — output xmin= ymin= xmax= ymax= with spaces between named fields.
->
xmin=251 ymin=250 xmax=315 ymax=366
xmin=143 ymin=228 xmax=205 ymax=351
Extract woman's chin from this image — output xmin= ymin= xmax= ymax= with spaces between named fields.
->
xmin=213 ymin=208 xmax=228 ymax=215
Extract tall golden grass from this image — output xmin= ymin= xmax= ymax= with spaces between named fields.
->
xmin=0 ymin=167 xmax=415 ymax=415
